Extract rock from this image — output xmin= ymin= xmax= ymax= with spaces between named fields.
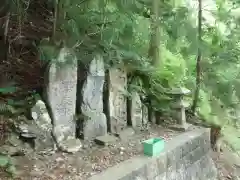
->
xmin=15 ymin=118 xmax=54 ymax=152
xmin=58 ymin=138 xmax=82 ymax=153
xmin=82 ymin=140 xmax=94 ymax=149
xmin=130 ymin=92 xmax=142 ymax=129
xmin=20 ymin=132 xmax=36 ymax=139
xmin=45 ymin=47 xmax=78 ymax=148
xmin=7 ymin=134 xmax=23 ymax=147
xmin=81 ymin=55 xmax=107 ymax=140
xmin=108 ymin=67 xmax=127 ymax=134
xmin=0 ymin=145 xmax=24 ymax=156
xmin=110 ymin=117 xmax=126 ymax=135
xmin=118 ymin=128 xmax=135 ymax=141
xmin=82 ymin=111 xmax=107 ymax=140
xmin=142 ymin=104 xmax=148 ymax=127
xmin=15 ymin=123 xmax=37 ymax=142
xmin=129 ymin=93 xmax=149 ymax=131
xmin=31 ymin=100 xmax=54 ymax=151
xmin=31 ymin=100 xmax=52 ymax=130
xmin=17 ymin=124 xmax=37 ymax=139
xmin=17 ymin=124 xmax=30 ymax=134
xmin=119 ymin=147 xmax=125 ymax=152
xmin=94 ymin=134 xmax=118 ymax=146
xmin=4 ymin=134 xmax=29 ymax=155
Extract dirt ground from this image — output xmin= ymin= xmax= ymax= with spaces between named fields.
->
xmin=1 ymin=125 xmax=179 ymax=180
xmin=211 ymin=145 xmax=240 ymax=180
xmin=1 ymin=125 xmax=239 ymax=180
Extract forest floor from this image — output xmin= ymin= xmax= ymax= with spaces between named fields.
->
xmin=1 ymin=125 xmax=180 ymax=180
xmin=216 ymin=126 xmax=240 ymax=179
xmin=0 ymin=124 xmax=239 ymax=180
xmin=212 ymin=145 xmax=240 ymax=180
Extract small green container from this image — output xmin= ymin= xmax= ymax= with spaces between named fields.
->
xmin=142 ymin=138 xmax=165 ymax=157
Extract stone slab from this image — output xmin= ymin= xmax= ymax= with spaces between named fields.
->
xmin=95 ymin=134 xmax=118 ymax=146
xmin=45 ymin=48 xmax=77 ymax=145
xmin=58 ymin=138 xmax=82 ymax=153
xmin=82 ymin=111 xmax=107 ymax=140
xmin=130 ymin=92 xmax=142 ymax=129
xmin=81 ymin=55 xmax=107 ymax=140
xmin=168 ymin=123 xmax=192 ymax=132
xmin=108 ymin=67 xmax=127 ymax=134
xmin=31 ymin=100 xmax=54 ymax=152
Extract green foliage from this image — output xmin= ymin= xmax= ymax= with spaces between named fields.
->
xmin=26 ymin=0 xmax=240 ymax=135
xmin=0 ymin=156 xmax=9 ymax=167
xmin=0 ymin=155 xmax=16 ymax=176
xmin=0 ymin=103 xmax=17 ymax=115
xmin=3 ymin=0 xmax=239 ymax=151
xmin=158 ymin=46 xmax=187 ymax=87
xmin=39 ymin=43 xmax=60 ymax=62
xmin=43 ymin=0 xmax=238 ymax=118
xmin=0 ymin=87 xmax=17 ymax=94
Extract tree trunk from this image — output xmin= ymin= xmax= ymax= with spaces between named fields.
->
xmin=148 ymin=0 xmax=160 ymax=66
xmin=191 ymin=0 xmax=202 ymax=113
xmin=147 ymin=0 xmax=160 ymax=123
xmin=0 ymin=0 xmax=10 ymax=61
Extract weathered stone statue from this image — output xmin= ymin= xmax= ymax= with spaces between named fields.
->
xmin=45 ymin=47 xmax=81 ymax=153
xmin=80 ymin=55 xmax=107 ymax=140
xmin=107 ymin=67 xmax=127 ymax=135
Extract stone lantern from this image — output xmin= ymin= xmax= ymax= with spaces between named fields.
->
xmin=168 ymin=87 xmax=191 ymax=131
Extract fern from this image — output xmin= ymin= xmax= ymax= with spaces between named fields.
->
xmin=0 ymin=103 xmax=17 ymax=115
xmin=0 ymin=87 xmax=17 ymax=94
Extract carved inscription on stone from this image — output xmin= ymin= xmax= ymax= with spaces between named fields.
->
xmin=108 ymin=67 xmax=127 ymax=134
xmin=130 ymin=92 xmax=142 ymax=129
xmin=81 ymin=55 xmax=107 ymax=140
xmin=46 ymin=48 xmax=77 ymax=143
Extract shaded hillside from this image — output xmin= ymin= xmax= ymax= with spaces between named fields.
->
xmin=0 ymin=0 xmax=53 ymax=99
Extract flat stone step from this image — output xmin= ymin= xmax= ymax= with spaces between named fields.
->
xmin=169 ymin=123 xmax=192 ymax=132
xmin=94 ymin=134 xmax=118 ymax=146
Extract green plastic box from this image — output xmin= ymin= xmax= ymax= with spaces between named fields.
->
xmin=142 ymin=138 xmax=165 ymax=157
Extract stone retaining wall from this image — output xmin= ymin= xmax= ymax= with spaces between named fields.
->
xmin=88 ymin=128 xmax=218 ymax=180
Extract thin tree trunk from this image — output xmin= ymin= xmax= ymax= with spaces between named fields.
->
xmin=4 ymin=12 xmax=10 ymax=44
xmin=52 ymin=0 xmax=58 ymax=39
xmin=0 ymin=1 xmax=10 ymax=60
xmin=191 ymin=0 xmax=202 ymax=113
xmin=147 ymin=0 xmax=160 ymax=123
xmin=148 ymin=0 xmax=160 ymax=66
xmin=52 ymin=0 xmax=65 ymax=41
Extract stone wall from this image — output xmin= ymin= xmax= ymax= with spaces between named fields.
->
xmin=88 ymin=128 xmax=218 ymax=180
